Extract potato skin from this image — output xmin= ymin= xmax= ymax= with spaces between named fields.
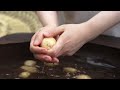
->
xmin=20 ymin=66 xmax=38 ymax=73
xmin=75 ymin=74 xmax=91 ymax=79
xmin=41 ymin=38 xmax=56 ymax=50
xmin=24 ymin=60 xmax=37 ymax=67
xmin=63 ymin=67 xmax=77 ymax=74
xmin=19 ymin=72 xmax=31 ymax=78
xmin=44 ymin=62 xmax=59 ymax=67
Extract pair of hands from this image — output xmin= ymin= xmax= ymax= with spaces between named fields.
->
xmin=30 ymin=22 xmax=91 ymax=63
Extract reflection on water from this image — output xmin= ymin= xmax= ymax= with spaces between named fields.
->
xmin=86 ymin=57 xmax=116 ymax=68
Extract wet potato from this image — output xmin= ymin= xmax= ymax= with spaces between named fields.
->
xmin=24 ymin=60 xmax=37 ymax=67
xmin=41 ymin=38 xmax=56 ymax=50
xmin=74 ymin=74 xmax=91 ymax=79
xmin=19 ymin=72 xmax=31 ymax=78
xmin=44 ymin=62 xmax=59 ymax=67
xmin=63 ymin=67 xmax=78 ymax=74
xmin=20 ymin=66 xmax=39 ymax=73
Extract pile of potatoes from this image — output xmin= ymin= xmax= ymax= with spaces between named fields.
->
xmin=19 ymin=60 xmax=39 ymax=78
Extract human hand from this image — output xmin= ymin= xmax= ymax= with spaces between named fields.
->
xmin=30 ymin=25 xmax=59 ymax=63
xmin=47 ymin=23 xmax=93 ymax=57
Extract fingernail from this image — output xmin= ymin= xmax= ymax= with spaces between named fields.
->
xmin=53 ymin=58 xmax=59 ymax=63
xmin=55 ymin=60 xmax=59 ymax=63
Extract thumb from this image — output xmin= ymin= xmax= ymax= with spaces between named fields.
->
xmin=44 ymin=25 xmax=65 ymax=38
xmin=47 ymin=34 xmax=65 ymax=57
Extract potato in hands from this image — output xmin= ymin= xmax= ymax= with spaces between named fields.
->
xmin=41 ymin=37 xmax=56 ymax=50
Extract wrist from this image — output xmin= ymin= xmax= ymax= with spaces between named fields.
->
xmin=43 ymin=23 xmax=59 ymax=27
xmin=77 ymin=21 xmax=99 ymax=43
xmin=85 ymin=20 xmax=97 ymax=31
xmin=47 ymin=24 xmax=58 ymax=27
xmin=84 ymin=21 xmax=104 ymax=42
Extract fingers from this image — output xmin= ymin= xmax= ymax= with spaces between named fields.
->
xmin=52 ymin=57 xmax=59 ymax=63
xmin=32 ymin=26 xmax=63 ymax=46
xmin=30 ymin=30 xmax=40 ymax=46
xmin=44 ymin=25 xmax=64 ymax=37
xmin=34 ymin=54 xmax=52 ymax=62
xmin=30 ymin=46 xmax=48 ymax=54
xmin=33 ymin=30 xmax=44 ymax=46
xmin=30 ymin=30 xmax=40 ymax=53
xmin=46 ymin=25 xmax=69 ymax=57
xmin=30 ymin=25 xmax=65 ymax=63
xmin=30 ymin=30 xmax=47 ymax=54
xmin=34 ymin=54 xmax=59 ymax=63
xmin=47 ymin=34 xmax=65 ymax=57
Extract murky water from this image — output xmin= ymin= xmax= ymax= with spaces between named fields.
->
xmin=0 ymin=42 xmax=120 ymax=79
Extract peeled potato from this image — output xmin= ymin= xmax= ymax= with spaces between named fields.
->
xmin=41 ymin=38 xmax=56 ymax=50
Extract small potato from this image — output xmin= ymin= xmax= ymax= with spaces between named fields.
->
xmin=75 ymin=74 xmax=91 ymax=79
xmin=19 ymin=72 xmax=31 ymax=78
xmin=63 ymin=67 xmax=77 ymax=74
xmin=20 ymin=66 xmax=39 ymax=73
xmin=44 ymin=62 xmax=59 ymax=67
xmin=24 ymin=60 xmax=37 ymax=67
xmin=41 ymin=38 xmax=56 ymax=50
